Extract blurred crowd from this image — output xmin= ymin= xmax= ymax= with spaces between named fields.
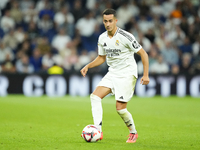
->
xmin=0 ymin=0 xmax=200 ymax=75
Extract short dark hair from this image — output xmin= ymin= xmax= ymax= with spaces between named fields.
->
xmin=102 ymin=9 xmax=116 ymax=17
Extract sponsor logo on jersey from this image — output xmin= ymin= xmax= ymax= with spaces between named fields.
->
xmin=115 ymin=40 xmax=119 ymax=46
xmin=105 ymin=48 xmax=121 ymax=57
xmin=105 ymin=49 xmax=121 ymax=53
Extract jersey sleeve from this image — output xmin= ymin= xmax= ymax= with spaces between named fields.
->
xmin=98 ymin=37 xmax=106 ymax=55
xmin=127 ymin=35 xmax=142 ymax=53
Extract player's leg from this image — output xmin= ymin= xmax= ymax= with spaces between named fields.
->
xmin=93 ymin=86 xmax=111 ymax=99
xmin=116 ymin=101 xmax=137 ymax=134
xmin=90 ymin=86 xmax=111 ymax=135
xmin=116 ymin=101 xmax=138 ymax=143
xmin=114 ymin=75 xmax=138 ymax=142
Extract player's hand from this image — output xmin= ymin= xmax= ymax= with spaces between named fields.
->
xmin=140 ymin=76 xmax=150 ymax=85
xmin=80 ymin=65 xmax=88 ymax=77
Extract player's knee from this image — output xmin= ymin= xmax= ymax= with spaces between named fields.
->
xmin=90 ymin=94 xmax=101 ymax=101
xmin=116 ymin=101 xmax=127 ymax=111
xmin=117 ymin=108 xmax=127 ymax=115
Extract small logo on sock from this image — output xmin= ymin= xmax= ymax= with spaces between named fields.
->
xmin=119 ymin=96 xmax=123 ymax=99
xmin=99 ymin=121 xmax=102 ymax=126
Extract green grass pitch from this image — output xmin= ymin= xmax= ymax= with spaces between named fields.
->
xmin=0 ymin=95 xmax=199 ymax=150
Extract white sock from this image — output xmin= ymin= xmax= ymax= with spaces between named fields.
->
xmin=117 ymin=108 xmax=137 ymax=133
xmin=90 ymin=94 xmax=102 ymax=132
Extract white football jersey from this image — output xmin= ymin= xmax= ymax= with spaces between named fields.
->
xmin=98 ymin=28 xmax=142 ymax=78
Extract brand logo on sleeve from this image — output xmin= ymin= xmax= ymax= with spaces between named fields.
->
xmin=132 ymin=40 xmax=140 ymax=49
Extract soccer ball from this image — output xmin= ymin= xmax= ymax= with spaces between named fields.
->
xmin=81 ymin=125 xmax=101 ymax=142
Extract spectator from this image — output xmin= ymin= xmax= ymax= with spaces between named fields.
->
xmin=76 ymin=9 xmax=98 ymax=52
xmin=42 ymin=51 xmax=55 ymax=70
xmin=53 ymin=0 xmax=67 ymax=12
xmin=42 ymin=50 xmax=62 ymax=70
xmin=16 ymin=54 xmax=34 ymax=73
xmin=180 ymin=17 xmax=189 ymax=35
xmin=75 ymin=50 xmax=91 ymax=70
xmin=51 ymin=28 xmax=72 ymax=52
xmin=190 ymin=58 xmax=200 ymax=75
xmin=0 ymin=42 xmax=14 ymax=64
xmin=63 ymin=47 xmax=79 ymax=71
xmin=137 ymin=32 xmax=151 ymax=52
xmin=2 ymin=29 xmax=18 ymax=50
xmin=29 ymin=47 xmax=42 ymax=72
xmin=181 ymin=0 xmax=197 ymax=17
xmin=162 ymin=0 xmax=175 ymax=17
xmin=161 ymin=41 xmax=179 ymax=65
xmin=22 ymin=3 xmax=38 ymax=23
xmin=179 ymin=37 xmax=193 ymax=54
xmin=173 ymin=26 xmax=186 ymax=47
xmin=171 ymin=64 xmax=180 ymax=75
xmin=14 ymin=26 xmax=26 ymax=44
xmin=38 ymin=1 xmax=54 ymax=20
xmin=137 ymin=15 xmax=154 ymax=33
xmin=193 ymin=15 xmax=200 ymax=35
xmin=150 ymin=1 xmax=164 ymax=17
xmin=165 ymin=25 xmax=185 ymax=46
xmin=37 ymin=37 xmax=51 ymax=55
xmin=0 ymin=10 xmax=15 ymax=33
xmin=16 ymin=40 xmax=32 ymax=59
xmin=138 ymin=0 xmax=150 ymax=17
xmin=37 ymin=13 xmax=54 ymax=33
xmin=150 ymin=54 xmax=169 ymax=74
xmin=1 ymin=54 xmax=16 ymax=73
xmin=145 ymin=28 xmax=156 ymax=44
xmin=20 ymin=0 xmax=34 ymax=12
xmin=170 ymin=2 xmax=182 ymax=24
xmin=10 ymin=1 xmax=23 ymax=25
xmin=148 ymin=47 xmax=158 ymax=66
xmin=179 ymin=53 xmax=192 ymax=74
xmin=37 ymin=2 xmax=54 ymax=37
xmin=36 ymin=0 xmax=50 ymax=12
xmin=116 ymin=0 xmax=139 ymax=28
xmin=71 ymin=0 xmax=85 ymax=23
xmin=0 ymin=0 xmax=9 ymax=12
xmin=54 ymin=5 xmax=75 ymax=37
xmin=192 ymin=36 xmax=200 ymax=56
xmin=86 ymin=0 xmax=96 ymax=10
xmin=27 ymin=21 xmax=39 ymax=40
xmin=155 ymin=26 xmax=167 ymax=50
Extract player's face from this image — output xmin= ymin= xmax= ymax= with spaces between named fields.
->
xmin=103 ymin=14 xmax=117 ymax=32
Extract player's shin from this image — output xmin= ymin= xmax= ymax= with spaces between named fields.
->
xmin=117 ymin=108 xmax=137 ymax=134
xmin=90 ymin=94 xmax=103 ymax=132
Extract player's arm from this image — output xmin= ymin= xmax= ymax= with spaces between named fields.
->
xmin=80 ymin=55 xmax=106 ymax=77
xmin=136 ymin=48 xmax=150 ymax=85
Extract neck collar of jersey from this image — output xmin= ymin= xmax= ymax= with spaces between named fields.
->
xmin=107 ymin=27 xmax=119 ymax=37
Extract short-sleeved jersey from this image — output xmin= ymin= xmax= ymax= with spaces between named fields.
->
xmin=98 ymin=27 xmax=142 ymax=78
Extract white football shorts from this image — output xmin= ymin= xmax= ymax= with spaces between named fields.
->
xmin=97 ymin=72 xmax=137 ymax=102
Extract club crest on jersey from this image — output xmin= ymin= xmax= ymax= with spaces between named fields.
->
xmin=115 ymin=40 xmax=119 ymax=46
